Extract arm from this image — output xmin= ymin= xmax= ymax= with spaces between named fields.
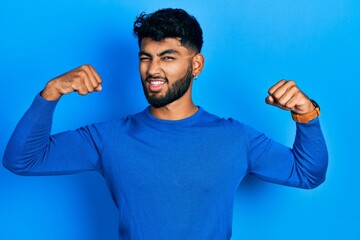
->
xmin=247 ymin=118 xmax=328 ymax=189
xmin=2 ymin=65 xmax=104 ymax=175
xmin=247 ymin=80 xmax=328 ymax=188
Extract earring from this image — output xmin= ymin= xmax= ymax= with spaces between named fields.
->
xmin=193 ymin=74 xmax=198 ymax=80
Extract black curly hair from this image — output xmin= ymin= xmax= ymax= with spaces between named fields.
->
xmin=133 ymin=8 xmax=203 ymax=53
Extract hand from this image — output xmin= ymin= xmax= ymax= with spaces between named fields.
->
xmin=41 ymin=64 xmax=103 ymax=101
xmin=265 ymin=80 xmax=315 ymax=115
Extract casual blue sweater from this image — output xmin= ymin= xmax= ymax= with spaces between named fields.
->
xmin=3 ymin=94 xmax=328 ymax=239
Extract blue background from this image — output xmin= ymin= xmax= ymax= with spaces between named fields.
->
xmin=0 ymin=0 xmax=359 ymax=239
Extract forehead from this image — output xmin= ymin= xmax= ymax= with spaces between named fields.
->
xmin=140 ymin=37 xmax=191 ymax=55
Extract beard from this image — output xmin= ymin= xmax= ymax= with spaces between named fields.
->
xmin=141 ymin=66 xmax=193 ymax=108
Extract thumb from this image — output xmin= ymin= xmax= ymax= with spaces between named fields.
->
xmin=265 ymin=95 xmax=275 ymax=105
xmin=95 ymin=84 xmax=103 ymax=91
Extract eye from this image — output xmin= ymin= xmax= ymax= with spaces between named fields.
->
xmin=162 ymin=56 xmax=175 ymax=61
xmin=139 ymin=57 xmax=151 ymax=62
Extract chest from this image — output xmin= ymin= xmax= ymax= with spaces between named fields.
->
xmin=100 ymin=126 xmax=248 ymax=198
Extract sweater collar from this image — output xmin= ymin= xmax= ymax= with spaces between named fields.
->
xmin=143 ymin=106 xmax=204 ymax=126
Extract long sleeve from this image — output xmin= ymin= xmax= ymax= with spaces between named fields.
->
xmin=2 ymin=94 xmax=106 ymax=176
xmin=246 ymin=117 xmax=328 ymax=189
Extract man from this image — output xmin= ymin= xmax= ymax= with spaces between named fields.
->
xmin=3 ymin=8 xmax=327 ymax=239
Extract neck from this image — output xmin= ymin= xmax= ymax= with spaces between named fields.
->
xmin=150 ymin=102 xmax=198 ymax=120
xmin=149 ymin=89 xmax=198 ymax=120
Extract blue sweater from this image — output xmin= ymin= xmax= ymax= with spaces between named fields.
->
xmin=3 ymin=94 xmax=328 ymax=239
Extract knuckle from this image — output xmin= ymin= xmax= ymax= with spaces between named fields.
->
xmin=77 ymin=87 xmax=88 ymax=95
xmin=288 ymin=80 xmax=296 ymax=86
xmin=294 ymin=91 xmax=303 ymax=98
xmin=285 ymin=102 xmax=293 ymax=109
xmin=278 ymin=79 xmax=287 ymax=86
xmin=277 ymin=98 xmax=285 ymax=104
xmin=78 ymin=65 xmax=89 ymax=73
xmin=88 ymin=85 xmax=95 ymax=92
xmin=272 ymin=92 xmax=281 ymax=101
xmin=78 ymin=71 xmax=87 ymax=78
xmin=289 ymin=84 xmax=298 ymax=90
xmin=84 ymin=64 xmax=94 ymax=71
xmin=71 ymin=82 xmax=79 ymax=91
xmin=289 ymin=85 xmax=300 ymax=94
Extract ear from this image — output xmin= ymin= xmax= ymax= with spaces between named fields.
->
xmin=191 ymin=53 xmax=205 ymax=77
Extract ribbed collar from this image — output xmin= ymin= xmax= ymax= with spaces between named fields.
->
xmin=143 ymin=106 xmax=204 ymax=127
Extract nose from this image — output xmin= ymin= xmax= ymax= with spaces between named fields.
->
xmin=147 ymin=59 xmax=161 ymax=76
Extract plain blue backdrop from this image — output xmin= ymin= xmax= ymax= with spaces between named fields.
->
xmin=1 ymin=0 xmax=359 ymax=239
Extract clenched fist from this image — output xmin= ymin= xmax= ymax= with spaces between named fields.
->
xmin=265 ymin=80 xmax=315 ymax=115
xmin=41 ymin=64 xmax=103 ymax=101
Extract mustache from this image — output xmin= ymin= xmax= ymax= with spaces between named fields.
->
xmin=145 ymin=75 xmax=168 ymax=82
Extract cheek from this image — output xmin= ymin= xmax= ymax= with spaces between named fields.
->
xmin=139 ymin=64 xmax=147 ymax=79
xmin=164 ymin=62 xmax=190 ymax=78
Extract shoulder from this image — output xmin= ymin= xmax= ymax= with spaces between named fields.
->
xmin=94 ymin=108 xmax=147 ymax=128
xmin=200 ymin=109 xmax=258 ymax=134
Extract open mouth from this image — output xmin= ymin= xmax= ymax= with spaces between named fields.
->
xmin=146 ymin=79 xmax=167 ymax=92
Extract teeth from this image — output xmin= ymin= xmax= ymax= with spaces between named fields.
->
xmin=150 ymin=81 xmax=164 ymax=85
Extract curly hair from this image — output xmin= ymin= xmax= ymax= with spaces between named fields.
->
xmin=133 ymin=8 xmax=203 ymax=53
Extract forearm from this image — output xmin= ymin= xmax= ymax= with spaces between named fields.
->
xmin=291 ymin=118 xmax=328 ymax=188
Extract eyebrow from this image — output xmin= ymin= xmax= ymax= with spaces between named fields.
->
xmin=138 ymin=49 xmax=180 ymax=57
